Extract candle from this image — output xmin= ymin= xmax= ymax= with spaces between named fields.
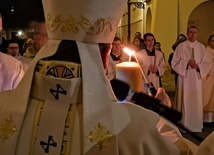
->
xmin=116 ymin=62 xmax=143 ymax=92
xmin=192 ymin=48 xmax=194 ymax=60
xmin=154 ymin=54 xmax=156 ymax=66
xmin=123 ymin=47 xmax=149 ymax=84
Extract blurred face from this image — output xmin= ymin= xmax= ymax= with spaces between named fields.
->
xmin=135 ymin=32 xmax=141 ymax=38
xmin=187 ymin=27 xmax=198 ymax=42
xmin=112 ymin=40 xmax=122 ymax=55
xmin=209 ymin=36 xmax=214 ymax=49
xmin=133 ymin=38 xmax=140 ymax=46
xmin=155 ymin=43 xmax=161 ymax=50
xmin=177 ymin=35 xmax=186 ymax=43
xmin=7 ymin=43 xmax=19 ymax=56
xmin=30 ymin=22 xmax=48 ymax=51
xmin=144 ymin=35 xmax=155 ymax=50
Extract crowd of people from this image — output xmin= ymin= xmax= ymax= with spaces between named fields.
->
xmin=0 ymin=0 xmax=214 ymax=154
xmin=107 ymin=26 xmax=214 ymax=149
xmin=0 ymin=12 xmax=48 ymax=91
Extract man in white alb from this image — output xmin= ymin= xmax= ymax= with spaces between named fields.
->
xmin=172 ymin=25 xmax=211 ymax=132
xmin=136 ymin=33 xmax=165 ymax=94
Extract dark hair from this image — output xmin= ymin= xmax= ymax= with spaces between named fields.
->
xmin=135 ymin=31 xmax=141 ymax=36
xmin=155 ymin=42 xmax=160 ymax=45
xmin=46 ymin=40 xmax=111 ymax=70
xmin=113 ymin=37 xmax=122 ymax=42
xmin=172 ymin=34 xmax=187 ymax=51
xmin=143 ymin=33 xmax=154 ymax=40
xmin=176 ymin=34 xmax=186 ymax=41
xmin=187 ymin=26 xmax=198 ymax=32
xmin=208 ymin=34 xmax=214 ymax=45
xmin=6 ymin=39 xmax=19 ymax=48
xmin=208 ymin=34 xmax=214 ymax=41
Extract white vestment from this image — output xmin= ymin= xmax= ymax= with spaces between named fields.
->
xmin=0 ymin=40 xmax=197 ymax=155
xmin=16 ymin=55 xmax=32 ymax=72
xmin=136 ymin=49 xmax=165 ymax=93
xmin=195 ymin=131 xmax=214 ymax=155
xmin=172 ymin=40 xmax=211 ymax=132
xmin=8 ymin=53 xmax=32 ymax=72
xmin=0 ymin=52 xmax=24 ymax=92
xmin=202 ymin=46 xmax=214 ymax=122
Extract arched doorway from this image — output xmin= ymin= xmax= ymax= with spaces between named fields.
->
xmin=188 ymin=1 xmax=214 ymax=45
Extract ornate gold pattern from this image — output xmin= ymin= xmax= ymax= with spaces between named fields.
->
xmin=0 ymin=115 xmax=17 ymax=142
xmin=46 ymin=14 xmax=112 ymax=36
xmin=36 ymin=60 xmax=81 ymax=78
xmin=87 ymin=122 xmax=113 ymax=150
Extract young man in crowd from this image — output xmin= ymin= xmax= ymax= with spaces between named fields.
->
xmin=6 ymin=39 xmax=31 ymax=71
xmin=136 ymin=33 xmax=165 ymax=94
xmin=106 ymin=37 xmax=129 ymax=80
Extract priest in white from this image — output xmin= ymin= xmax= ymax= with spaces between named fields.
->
xmin=202 ymin=34 xmax=214 ymax=122
xmin=136 ymin=33 xmax=165 ymax=94
xmin=172 ymin=26 xmax=211 ymax=132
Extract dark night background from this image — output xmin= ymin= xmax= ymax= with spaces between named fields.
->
xmin=0 ymin=0 xmax=44 ymax=29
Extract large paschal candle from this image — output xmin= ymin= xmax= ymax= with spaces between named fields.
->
xmin=116 ymin=62 xmax=143 ymax=93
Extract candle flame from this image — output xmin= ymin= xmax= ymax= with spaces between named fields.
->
xmin=123 ymin=47 xmax=136 ymax=56
xmin=123 ymin=47 xmax=149 ymax=83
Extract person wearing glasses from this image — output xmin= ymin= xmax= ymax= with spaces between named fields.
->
xmin=6 ymin=40 xmax=31 ymax=71
xmin=6 ymin=40 xmax=21 ymax=58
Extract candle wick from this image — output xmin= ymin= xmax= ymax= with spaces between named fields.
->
xmin=129 ymin=56 xmax=131 ymax=62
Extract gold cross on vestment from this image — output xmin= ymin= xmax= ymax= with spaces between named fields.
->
xmin=0 ymin=115 xmax=17 ymax=142
xmin=87 ymin=122 xmax=113 ymax=150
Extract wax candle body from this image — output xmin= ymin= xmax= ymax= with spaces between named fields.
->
xmin=116 ymin=62 xmax=143 ymax=92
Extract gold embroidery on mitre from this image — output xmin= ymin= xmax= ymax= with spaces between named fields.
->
xmin=0 ymin=115 xmax=17 ymax=142
xmin=87 ymin=122 xmax=113 ymax=150
xmin=47 ymin=14 xmax=112 ymax=36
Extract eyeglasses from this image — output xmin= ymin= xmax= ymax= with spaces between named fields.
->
xmin=7 ymin=47 xmax=19 ymax=50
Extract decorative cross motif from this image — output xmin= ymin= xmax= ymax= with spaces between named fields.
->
xmin=40 ymin=135 xmax=57 ymax=153
xmin=50 ymin=84 xmax=67 ymax=100
xmin=87 ymin=122 xmax=113 ymax=150
xmin=0 ymin=115 xmax=17 ymax=142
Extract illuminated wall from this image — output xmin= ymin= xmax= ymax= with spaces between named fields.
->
xmin=118 ymin=0 xmax=213 ymax=59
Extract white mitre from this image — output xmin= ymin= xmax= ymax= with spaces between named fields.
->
xmin=43 ymin=0 xmax=123 ymax=43
xmin=0 ymin=0 xmax=129 ymax=154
